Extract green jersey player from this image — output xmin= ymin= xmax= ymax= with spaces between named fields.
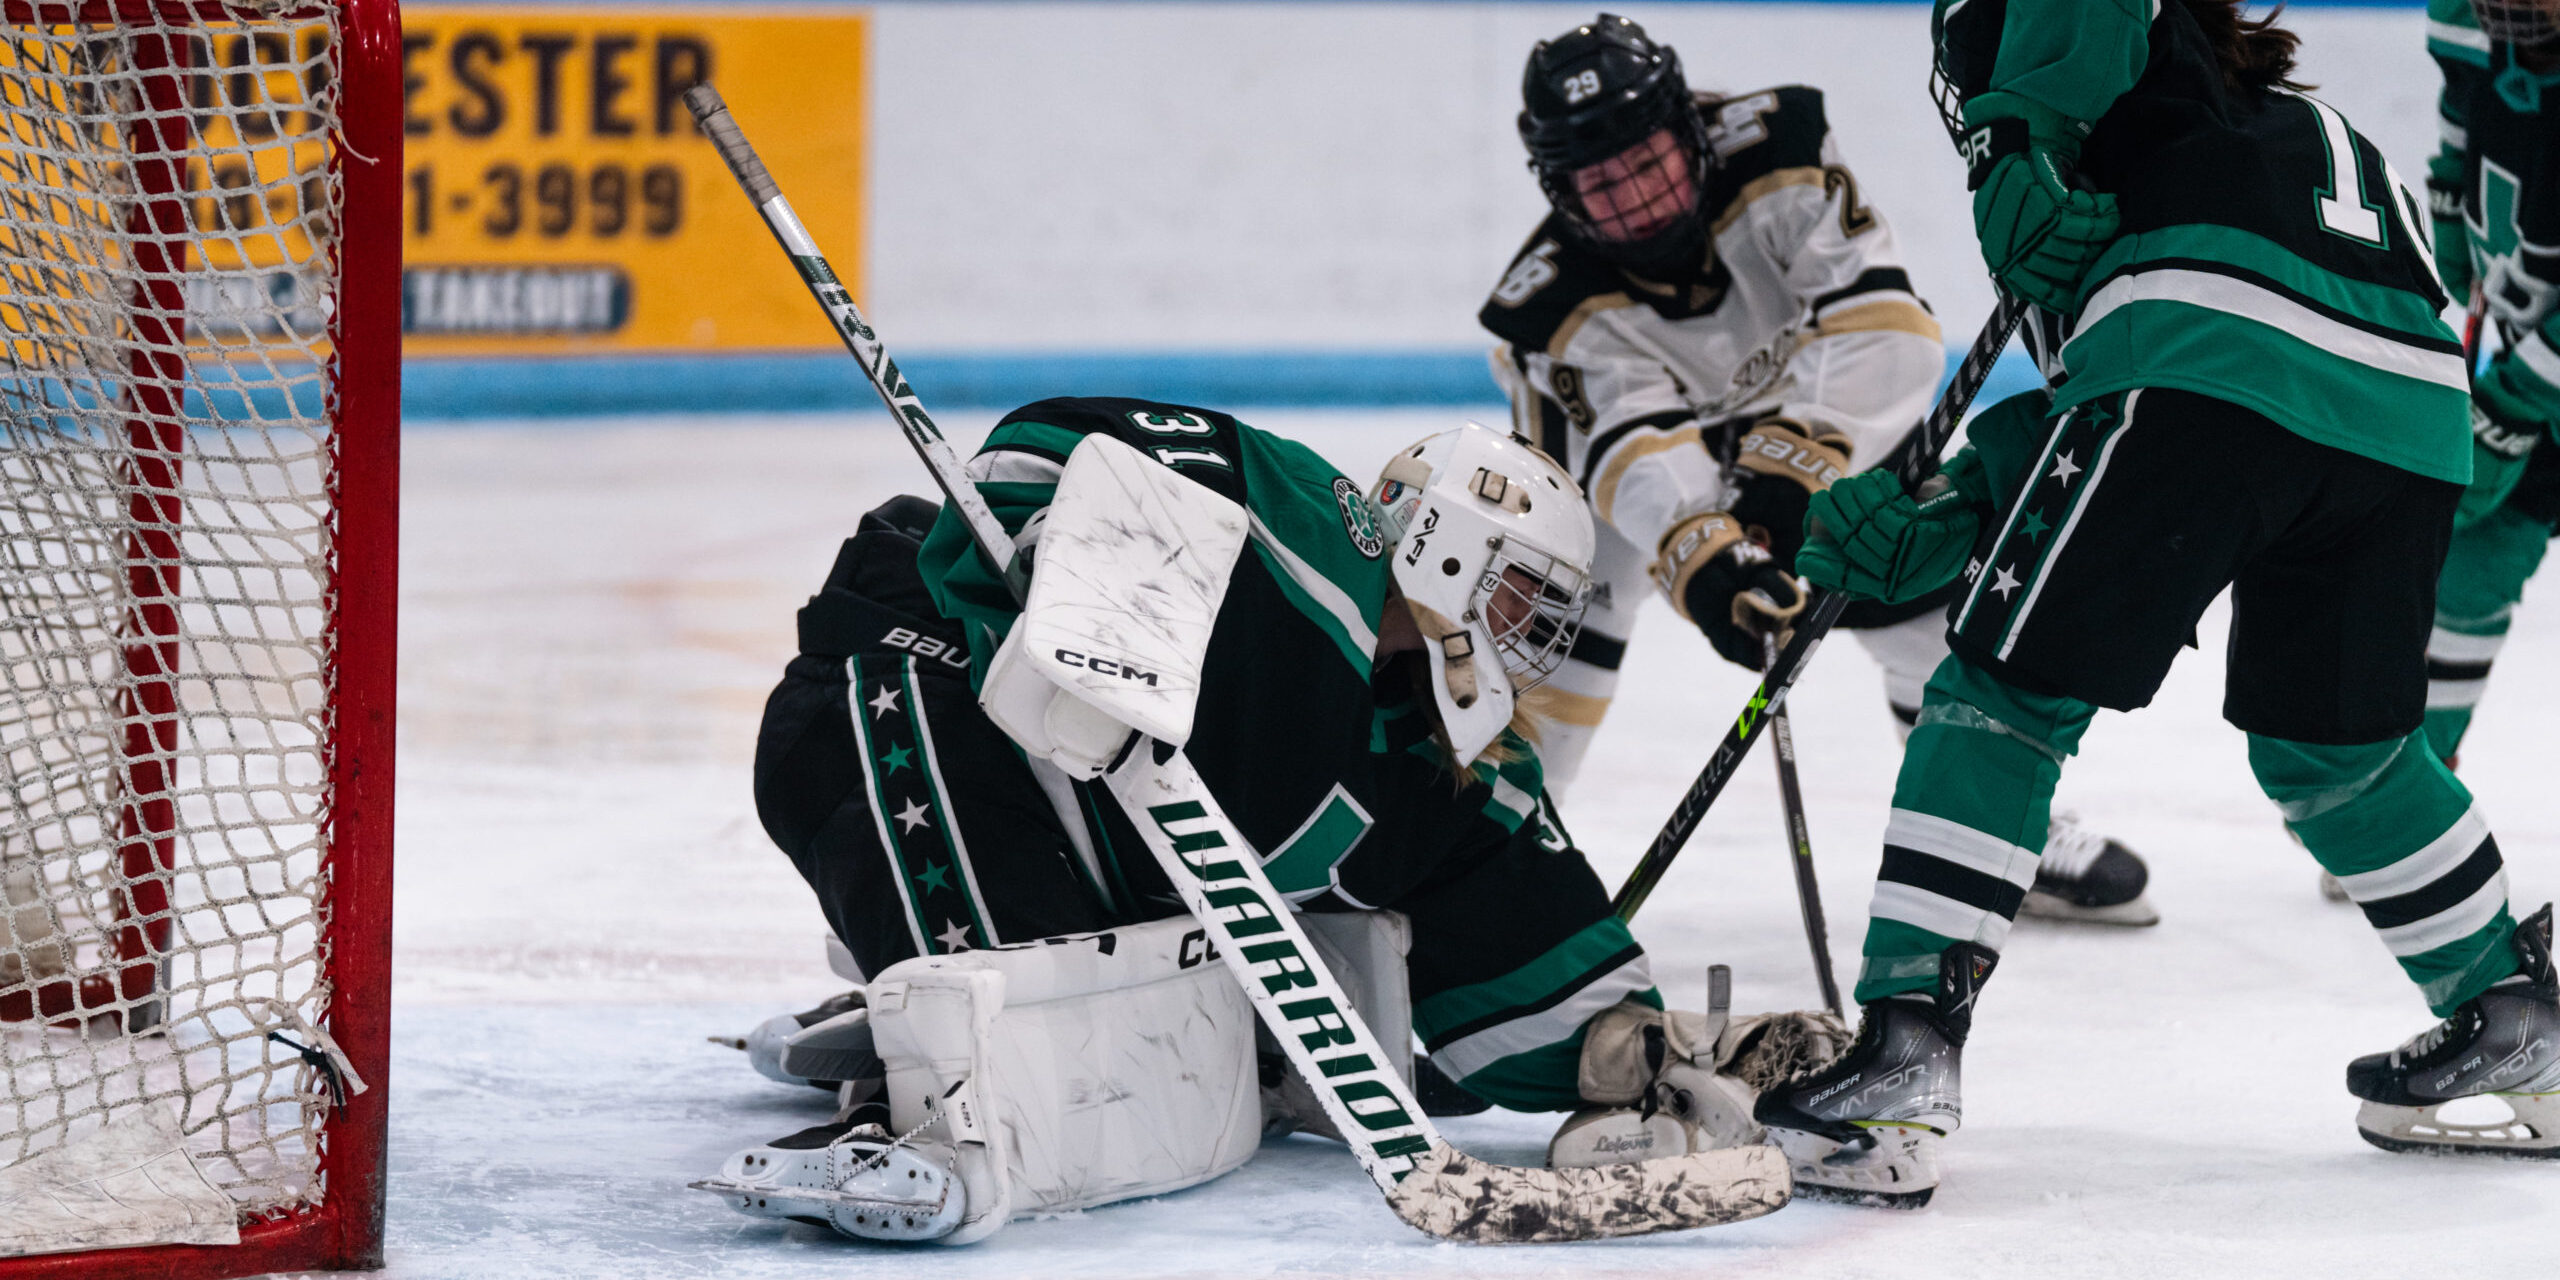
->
xmin=2416 ymin=0 xmax=2560 ymax=769
xmin=1752 ymin=0 xmax=2560 ymax=1205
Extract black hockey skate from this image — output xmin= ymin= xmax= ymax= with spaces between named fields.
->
xmin=2020 ymin=812 xmax=2157 ymax=926
xmin=2349 ymin=904 xmax=2560 ymax=1159
xmin=1753 ymin=944 xmax=1994 ymax=1208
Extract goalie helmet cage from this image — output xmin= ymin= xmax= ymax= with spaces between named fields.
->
xmin=0 ymin=0 xmax=395 ymax=1275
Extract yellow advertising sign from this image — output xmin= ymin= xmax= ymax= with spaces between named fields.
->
xmin=401 ymin=7 xmax=865 ymax=354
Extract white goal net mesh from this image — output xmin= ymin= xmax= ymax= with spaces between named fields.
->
xmin=0 ymin=4 xmax=349 ymax=1218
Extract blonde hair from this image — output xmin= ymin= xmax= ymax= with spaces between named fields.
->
xmin=1399 ymin=599 xmax=1555 ymax=780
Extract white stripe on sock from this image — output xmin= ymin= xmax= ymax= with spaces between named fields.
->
xmin=1869 ymin=881 xmax=2016 ymax=951
xmin=1884 ymin=808 xmax=2040 ymax=890
xmin=2427 ymin=679 xmax=2487 ymax=710
xmin=2376 ymin=870 xmax=2511 ymax=958
xmin=2429 ymin=627 xmax=2507 ymax=664
xmin=2335 ymin=806 xmax=2491 ymax=903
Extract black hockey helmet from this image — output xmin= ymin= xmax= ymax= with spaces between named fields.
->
xmin=1518 ymin=14 xmax=1712 ymax=274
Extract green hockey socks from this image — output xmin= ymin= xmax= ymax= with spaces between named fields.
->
xmin=1855 ymin=655 xmax=2094 ymax=1002
xmin=2424 ymin=504 xmax=2554 ymax=760
xmin=2249 ymin=733 xmax=2518 ymax=1014
xmin=1855 ymin=655 xmax=2521 ymax=1017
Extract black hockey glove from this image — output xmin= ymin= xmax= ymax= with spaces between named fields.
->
xmin=1722 ymin=417 xmax=1852 ymax=571
xmin=1654 ymin=512 xmax=1807 ymax=670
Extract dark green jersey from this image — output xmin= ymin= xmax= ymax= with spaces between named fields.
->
xmin=1936 ymin=0 xmax=2471 ymax=484
xmin=915 ymin=396 xmax=1549 ymax=909
xmin=2432 ymin=0 xmax=2560 ymax=423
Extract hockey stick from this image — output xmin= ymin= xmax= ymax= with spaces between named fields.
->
xmin=1762 ymin=632 xmax=1841 ymax=1018
xmin=1613 ymin=291 xmax=2029 ymax=921
xmin=686 ymin=83 xmax=1789 ymax=1243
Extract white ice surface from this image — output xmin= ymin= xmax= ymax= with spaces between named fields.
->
xmin=366 ymin=410 xmax=2559 ymax=1278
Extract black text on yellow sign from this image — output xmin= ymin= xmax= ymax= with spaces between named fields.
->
xmin=401 ymin=9 xmax=866 ymax=354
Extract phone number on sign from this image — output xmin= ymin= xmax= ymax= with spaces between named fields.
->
xmin=406 ymin=161 xmax=682 ymax=240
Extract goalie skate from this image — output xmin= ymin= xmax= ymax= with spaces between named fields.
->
xmin=691 ymin=1118 xmax=965 ymax=1242
xmin=2350 ymin=904 xmax=2560 ymax=1160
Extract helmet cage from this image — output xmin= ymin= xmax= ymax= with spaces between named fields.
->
xmin=1518 ymin=14 xmax=1714 ymax=273
xmin=1472 ymin=534 xmax=1590 ymax=693
xmin=1531 ymin=121 xmax=1712 ymax=273
xmin=2475 ymin=0 xmax=2560 ymax=47
xmin=1373 ymin=424 xmax=1597 ymax=765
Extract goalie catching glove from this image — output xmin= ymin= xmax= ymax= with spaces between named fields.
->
xmin=1550 ymin=974 xmax=1852 ymax=1169
xmin=1651 ymin=418 xmax=1847 ymax=668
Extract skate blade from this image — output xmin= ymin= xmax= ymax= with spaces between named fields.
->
xmin=2356 ymin=1096 xmax=2560 ymax=1160
xmin=1769 ymin=1122 xmax=1940 ymax=1209
xmin=2020 ymin=890 xmax=2159 ymax=927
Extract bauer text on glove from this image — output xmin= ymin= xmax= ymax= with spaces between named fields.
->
xmin=1654 ymin=512 xmax=1807 ymax=669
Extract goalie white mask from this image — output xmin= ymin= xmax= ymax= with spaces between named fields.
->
xmin=1371 ymin=424 xmax=1596 ymax=766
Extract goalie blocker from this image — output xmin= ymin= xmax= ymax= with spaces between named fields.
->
xmin=731 ymin=400 xmax=1813 ymax=1241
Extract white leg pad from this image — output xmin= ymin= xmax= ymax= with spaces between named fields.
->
xmin=1301 ymin=910 xmax=1413 ymax=1086
xmin=866 ymin=962 xmax=1010 ymax=1245
xmin=869 ymin=916 xmax=1261 ymax=1237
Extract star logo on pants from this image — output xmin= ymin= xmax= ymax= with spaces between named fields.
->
xmin=868 ymin=685 xmax=902 ymax=718
xmin=2049 ymin=450 xmax=2082 ymax=486
xmin=918 ymin=859 xmax=955 ymax=894
xmin=879 ymin=743 xmax=914 ymax=775
xmin=1990 ymin=565 xmax=2022 ymax=599
xmin=935 ymin=919 xmax=974 ymax=952
xmin=895 ymin=797 xmax=932 ymax=833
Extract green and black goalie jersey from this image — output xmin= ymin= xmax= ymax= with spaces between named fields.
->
xmin=915 ymin=397 xmax=1551 ymax=910
xmin=1935 ymin=0 xmax=2471 ymax=484
xmin=2431 ymin=0 xmax=2560 ymax=424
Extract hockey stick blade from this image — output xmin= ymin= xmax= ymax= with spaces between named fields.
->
xmin=1109 ymin=743 xmax=1792 ymax=1242
xmin=1388 ymin=1142 xmax=1790 ymax=1243
xmin=1613 ymin=292 xmax=2029 ymax=921
xmin=693 ymin=82 xmax=1788 ymax=1242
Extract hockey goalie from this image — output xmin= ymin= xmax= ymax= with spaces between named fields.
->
xmin=697 ymin=403 xmax=1835 ymax=1243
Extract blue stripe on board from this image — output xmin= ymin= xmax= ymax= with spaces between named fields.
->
xmin=2 ymin=366 xmax=330 ymax=424
xmin=403 ymin=346 xmax=2043 ymax=419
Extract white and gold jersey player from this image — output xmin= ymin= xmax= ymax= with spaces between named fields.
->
xmin=1480 ymin=12 xmax=2155 ymax=925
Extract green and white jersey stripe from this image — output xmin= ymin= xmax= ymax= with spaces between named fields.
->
xmin=2053 ymin=153 xmax=2471 ymax=485
xmin=1936 ymin=0 xmax=2469 ymax=484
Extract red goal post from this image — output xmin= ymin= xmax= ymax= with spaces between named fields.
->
xmin=0 ymin=0 xmax=396 ymax=1274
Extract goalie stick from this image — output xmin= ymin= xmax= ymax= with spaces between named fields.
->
xmin=1613 ymin=291 xmax=2029 ymax=921
xmin=685 ymin=83 xmax=1790 ymax=1243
